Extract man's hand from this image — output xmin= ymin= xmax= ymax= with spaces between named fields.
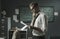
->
xmin=27 ymin=25 xmax=34 ymax=29
xmin=27 ymin=25 xmax=30 ymax=29
xmin=28 ymin=25 xmax=43 ymax=32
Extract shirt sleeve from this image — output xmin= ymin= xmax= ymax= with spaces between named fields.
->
xmin=40 ymin=15 xmax=48 ymax=32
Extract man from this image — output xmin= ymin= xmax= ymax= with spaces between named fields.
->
xmin=29 ymin=2 xmax=48 ymax=39
xmin=12 ymin=2 xmax=48 ymax=39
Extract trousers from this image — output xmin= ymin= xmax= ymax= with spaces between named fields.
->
xmin=32 ymin=35 xmax=45 ymax=39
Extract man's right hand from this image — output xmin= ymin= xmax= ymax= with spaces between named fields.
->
xmin=27 ymin=25 xmax=34 ymax=29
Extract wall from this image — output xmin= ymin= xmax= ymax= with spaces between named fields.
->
xmin=1 ymin=0 xmax=60 ymax=37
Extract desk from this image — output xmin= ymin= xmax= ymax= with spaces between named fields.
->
xmin=9 ymin=29 xmax=28 ymax=39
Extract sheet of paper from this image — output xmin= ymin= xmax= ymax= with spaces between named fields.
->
xmin=20 ymin=21 xmax=28 ymax=30
xmin=21 ymin=25 xmax=27 ymax=30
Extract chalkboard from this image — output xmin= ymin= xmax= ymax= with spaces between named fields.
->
xmin=20 ymin=6 xmax=54 ymax=23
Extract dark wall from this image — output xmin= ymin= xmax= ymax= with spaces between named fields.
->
xmin=0 ymin=0 xmax=1 ymax=31
xmin=0 ymin=0 xmax=1 ymax=17
xmin=1 ymin=0 xmax=60 ymax=37
xmin=0 ymin=0 xmax=1 ymax=10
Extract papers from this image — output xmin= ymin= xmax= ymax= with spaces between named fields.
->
xmin=16 ymin=21 xmax=28 ymax=31
xmin=20 ymin=21 xmax=28 ymax=30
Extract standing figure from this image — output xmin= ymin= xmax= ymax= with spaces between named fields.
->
xmin=29 ymin=2 xmax=48 ymax=39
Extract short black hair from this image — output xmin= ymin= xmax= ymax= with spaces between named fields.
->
xmin=29 ymin=2 xmax=38 ymax=7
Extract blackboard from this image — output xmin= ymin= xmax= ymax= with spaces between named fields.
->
xmin=20 ymin=6 xmax=54 ymax=23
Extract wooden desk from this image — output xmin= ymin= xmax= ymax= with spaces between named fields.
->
xmin=9 ymin=29 xmax=28 ymax=39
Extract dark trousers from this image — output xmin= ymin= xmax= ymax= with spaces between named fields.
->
xmin=32 ymin=35 xmax=45 ymax=39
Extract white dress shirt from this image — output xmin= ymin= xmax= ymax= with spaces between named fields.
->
xmin=32 ymin=12 xmax=48 ymax=36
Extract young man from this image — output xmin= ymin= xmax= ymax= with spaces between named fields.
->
xmin=29 ymin=2 xmax=48 ymax=39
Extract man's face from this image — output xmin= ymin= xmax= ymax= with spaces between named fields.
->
xmin=30 ymin=5 xmax=39 ymax=13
